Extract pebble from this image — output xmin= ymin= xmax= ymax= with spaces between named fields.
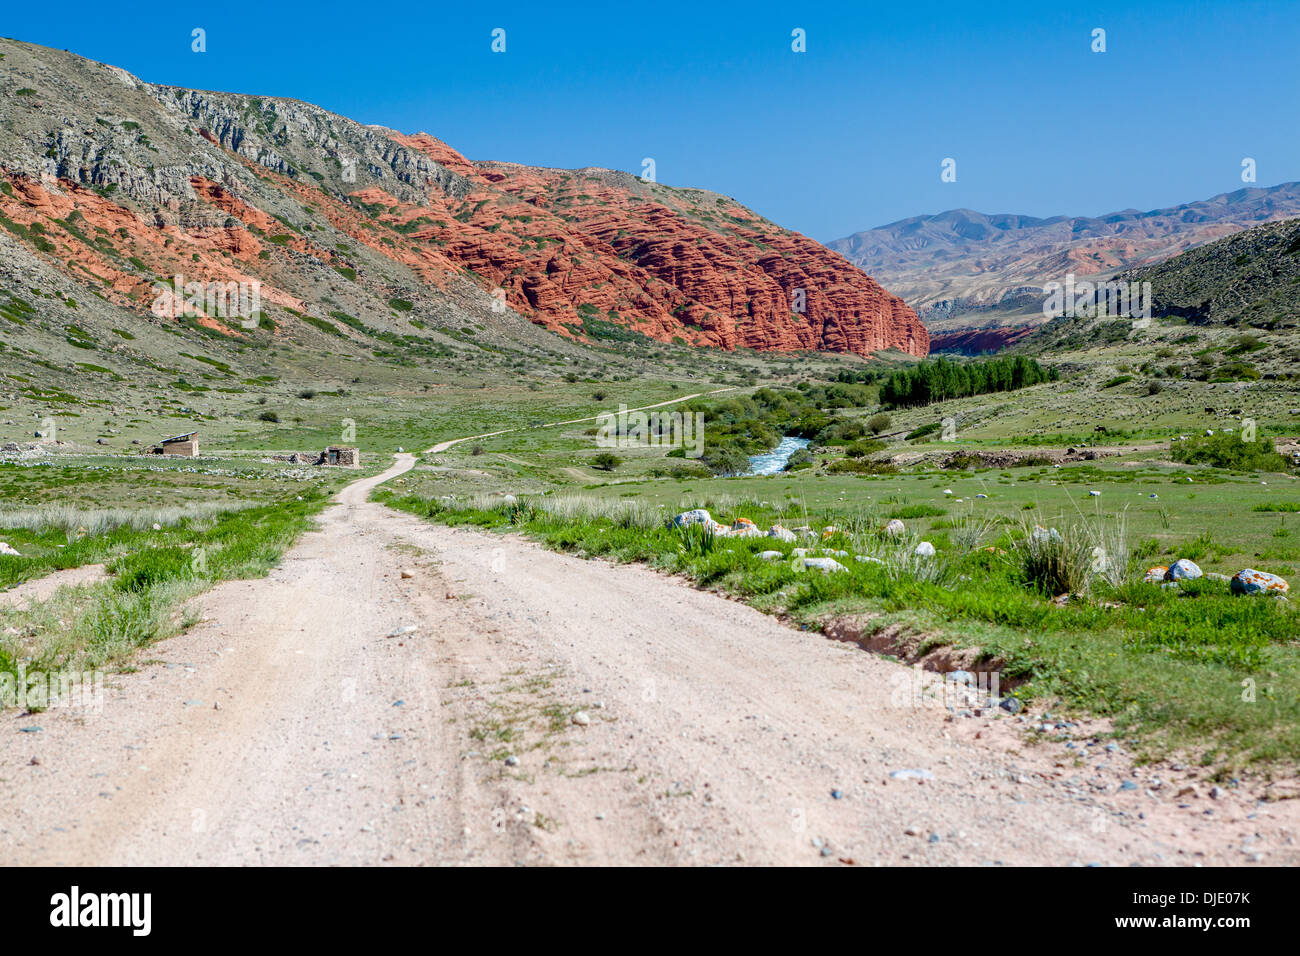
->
xmin=19 ymin=726 xmax=42 ymax=734
xmin=572 ymin=711 xmax=591 ymax=726
xmin=890 ymin=769 xmax=933 ymax=781
xmin=504 ymin=755 xmax=519 ymax=767
xmin=388 ymin=625 xmax=418 ymax=637
xmin=831 ymin=789 xmax=843 ymax=800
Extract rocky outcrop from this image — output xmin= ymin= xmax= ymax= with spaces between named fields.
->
xmin=0 ymin=39 xmax=927 ymax=360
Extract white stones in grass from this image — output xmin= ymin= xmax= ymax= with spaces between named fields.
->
xmin=1230 ymin=569 xmax=1289 ymax=596
xmin=800 ymin=557 xmax=847 ymax=574
xmin=915 ymin=541 xmax=936 ymax=557
xmin=1165 ymin=559 xmax=1202 ymax=582
xmin=668 ymin=508 xmax=713 ymax=529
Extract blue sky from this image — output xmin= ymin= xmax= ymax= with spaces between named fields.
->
xmin=4 ymin=0 xmax=1296 ymax=241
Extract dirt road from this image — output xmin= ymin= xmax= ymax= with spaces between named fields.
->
xmin=2 ymin=453 xmax=1296 ymax=866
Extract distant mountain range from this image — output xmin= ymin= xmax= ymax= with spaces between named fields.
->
xmin=828 ymin=184 xmax=1300 ymax=339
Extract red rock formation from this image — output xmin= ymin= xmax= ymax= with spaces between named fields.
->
xmin=381 ymin=138 xmax=929 ymax=357
xmin=2 ymin=126 xmax=927 ymax=359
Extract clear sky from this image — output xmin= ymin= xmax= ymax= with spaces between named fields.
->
xmin=4 ymin=0 xmax=1297 ymax=241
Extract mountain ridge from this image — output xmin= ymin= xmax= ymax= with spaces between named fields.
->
xmin=829 ymin=184 xmax=1300 ymax=333
xmin=0 ymin=39 xmax=927 ymax=359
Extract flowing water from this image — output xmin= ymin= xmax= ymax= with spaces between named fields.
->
xmin=745 ymin=436 xmax=811 ymax=476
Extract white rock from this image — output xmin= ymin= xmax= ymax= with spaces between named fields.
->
xmin=669 ymin=508 xmax=712 ymax=529
xmin=0 ymin=542 xmax=19 ymax=557
xmin=914 ymin=541 xmax=936 ymax=557
xmin=766 ymin=525 xmax=796 ymax=542
xmin=757 ymin=550 xmax=784 ymax=561
xmin=802 ymin=557 xmax=847 ymax=574
xmin=1165 ymin=558 xmax=1202 ymax=582
xmin=1231 ymin=569 xmax=1289 ymax=596
xmin=572 ymin=711 xmax=591 ymax=726
xmin=1031 ymin=525 xmax=1063 ymax=544
xmin=885 ymin=518 xmax=905 ymax=536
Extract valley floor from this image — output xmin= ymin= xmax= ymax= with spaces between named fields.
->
xmin=2 ymin=455 xmax=1296 ymax=866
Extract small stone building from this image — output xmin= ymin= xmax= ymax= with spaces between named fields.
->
xmin=320 ymin=445 xmax=359 ymax=468
xmin=151 ymin=431 xmax=199 ymax=457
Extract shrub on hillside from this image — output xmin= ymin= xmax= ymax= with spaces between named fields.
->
xmin=1170 ymin=433 xmax=1288 ymax=471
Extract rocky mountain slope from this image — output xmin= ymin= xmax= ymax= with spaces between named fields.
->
xmin=1119 ymin=216 xmax=1300 ymax=330
xmin=828 ymin=186 xmax=1300 ymax=336
xmin=0 ymin=39 xmax=926 ymax=360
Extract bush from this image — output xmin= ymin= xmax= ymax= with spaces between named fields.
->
xmin=845 ymin=439 xmax=885 ymax=458
xmin=257 ymin=410 xmax=280 ymax=423
xmin=906 ymin=422 xmax=941 ymax=441
xmin=826 ymin=459 xmax=897 ymax=475
xmin=867 ymin=413 xmax=892 ymax=434
xmin=1170 ymin=433 xmax=1288 ymax=471
xmin=592 ymin=452 xmax=621 ymax=471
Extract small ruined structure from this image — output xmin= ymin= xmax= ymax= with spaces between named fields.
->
xmin=320 ymin=445 xmax=359 ymax=468
xmin=151 ymin=431 xmax=199 ymax=457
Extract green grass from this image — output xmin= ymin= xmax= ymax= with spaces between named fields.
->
xmin=377 ymin=486 xmax=1299 ymax=771
xmin=0 ymin=491 xmax=328 ymax=680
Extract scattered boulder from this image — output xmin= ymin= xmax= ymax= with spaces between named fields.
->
xmin=766 ymin=524 xmax=796 ymax=543
xmin=0 ymin=542 xmax=19 ymax=557
xmin=757 ymin=550 xmax=784 ymax=561
xmin=1143 ymin=566 xmax=1169 ymax=584
xmin=801 ymin=557 xmax=847 ymax=574
xmin=914 ymin=541 xmax=936 ymax=557
xmin=729 ymin=518 xmax=763 ymax=538
xmin=885 ymin=518 xmax=905 ymax=536
xmin=1230 ymin=569 xmax=1289 ymax=596
xmin=1165 ymin=559 xmax=1202 ymax=582
xmin=1032 ymin=525 xmax=1063 ymax=544
xmin=668 ymin=508 xmax=713 ymax=529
